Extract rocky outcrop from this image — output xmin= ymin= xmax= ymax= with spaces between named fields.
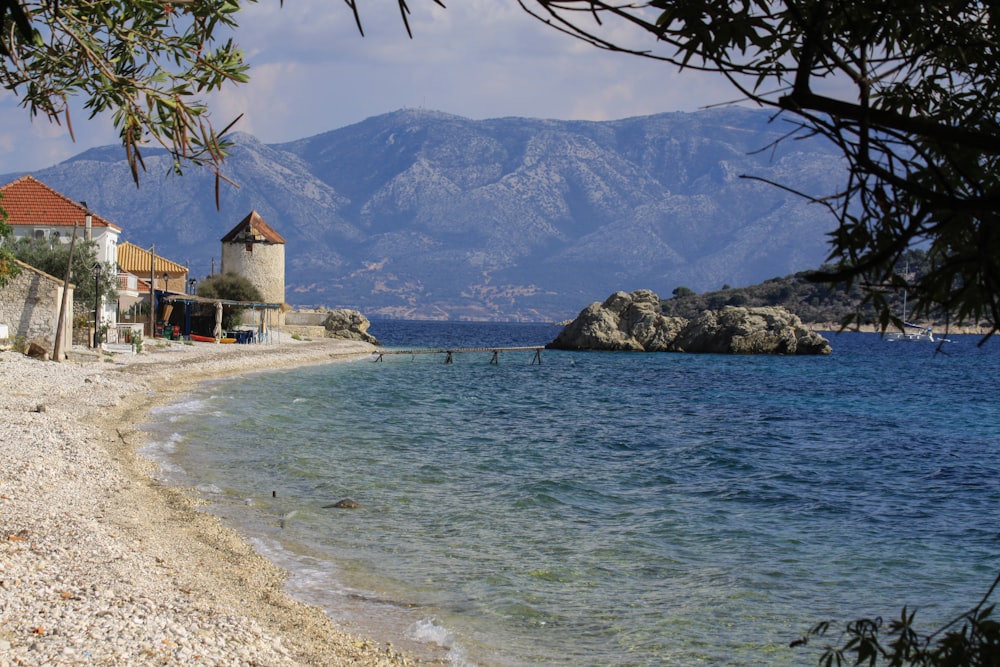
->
xmin=671 ymin=306 xmax=831 ymax=354
xmin=549 ymin=290 xmax=687 ymax=352
xmin=548 ymin=290 xmax=830 ymax=355
xmin=282 ymin=308 xmax=380 ymax=344
xmin=322 ymin=309 xmax=379 ymax=345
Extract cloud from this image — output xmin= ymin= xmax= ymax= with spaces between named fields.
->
xmin=213 ymin=0 xmax=741 ymax=143
xmin=0 ymin=0 xmax=742 ymax=173
xmin=0 ymin=93 xmax=121 ymax=174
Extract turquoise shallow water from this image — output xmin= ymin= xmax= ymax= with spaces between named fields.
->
xmin=143 ymin=323 xmax=1000 ymax=666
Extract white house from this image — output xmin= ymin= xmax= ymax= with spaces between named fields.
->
xmin=1 ymin=175 xmax=121 ymax=264
xmin=0 ymin=175 xmax=122 ymax=332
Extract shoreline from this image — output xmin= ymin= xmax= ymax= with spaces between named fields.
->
xmin=810 ymin=321 xmax=992 ymax=336
xmin=0 ymin=336 xmax=431 ymax=666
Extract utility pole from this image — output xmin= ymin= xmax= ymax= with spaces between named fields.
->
xmin=149 ymin=244 xmax=155 ymax=337
xmin=52 ymin=224 xmax=78 ymax=362
xmin=91 ymin=262 xmax=102 ymax=348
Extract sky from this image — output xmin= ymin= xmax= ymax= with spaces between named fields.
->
xmin=0 ymin=0 xmax=743 ymax=174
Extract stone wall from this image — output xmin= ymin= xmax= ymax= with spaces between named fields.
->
xmin=284 ymin=310 xmax=327 ymax=327
xmin=0 ymin=260 xmax=72 ymax=358
xmin=221 ymin=241 xmax=285 ymax=306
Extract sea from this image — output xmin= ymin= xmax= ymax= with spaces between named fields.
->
xmin=142 ymin=321 xmax=1000 ymax=667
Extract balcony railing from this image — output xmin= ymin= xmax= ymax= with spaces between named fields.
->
xmin=117 ymin=272 xmax=139 ymax=291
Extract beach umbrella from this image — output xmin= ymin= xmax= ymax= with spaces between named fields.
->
xmin=213 ymin=301 xmax=223 ymax=342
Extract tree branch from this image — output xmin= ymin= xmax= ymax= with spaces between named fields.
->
xmin=778 ymin=89 xmax=1000 ymax=155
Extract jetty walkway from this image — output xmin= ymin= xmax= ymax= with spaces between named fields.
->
xmin=372 ymin=346 xmax=544 ymax=364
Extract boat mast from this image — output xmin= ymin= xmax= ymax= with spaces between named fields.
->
xmin=901 ymin=261 xmax=910 ymax=324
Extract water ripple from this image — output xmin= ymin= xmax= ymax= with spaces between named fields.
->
xmin=152 ymin=325 xmax=1000 ymax=667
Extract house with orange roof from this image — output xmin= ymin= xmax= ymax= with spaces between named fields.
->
xmin=0 ymin=175 xmax=126 ymax=345
xmin=116 ymin=241 xmax=189 ymax=293
xmin=116 ymin=241 xmax=189 ymax=335
xmin=0 ymin=175 xmax=191 ymax=346
xmin=0 ymin=175 xmax=121 ymax=265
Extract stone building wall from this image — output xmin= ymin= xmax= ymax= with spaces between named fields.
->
xmin=0 ymin=260 xmax=72 ymax=358
xmin=220 ymin=241 xmax=285 ymax=306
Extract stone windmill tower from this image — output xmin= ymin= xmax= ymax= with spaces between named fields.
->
xmin=220 ymin=210 xmax=286 ymax=320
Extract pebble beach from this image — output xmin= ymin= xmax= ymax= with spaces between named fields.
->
xmin=0 ymin=336 xmax=427 ymax=666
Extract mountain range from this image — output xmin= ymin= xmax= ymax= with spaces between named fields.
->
xmin=4 ymin=107 xmax=847 ymax=322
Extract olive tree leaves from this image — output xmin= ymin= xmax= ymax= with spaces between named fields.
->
xmin=0 ymin=1 xmax=250 ymax=201
xmin=792 ymin=573 xmax=1000 ymax=667
xmin=0 ymin=0 xmax=447 ymax=208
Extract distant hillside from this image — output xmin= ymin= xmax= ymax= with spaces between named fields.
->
xmin=7 ymin=107 xmax=847 ymax=321
xmin=659 ymin=250 xmax=959 ymax=328
xmin=660 ymin=271 xmax=873 ymax=326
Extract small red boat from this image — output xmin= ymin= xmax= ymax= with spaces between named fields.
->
xmin=189 ymin=333 xmax=236 ymax=344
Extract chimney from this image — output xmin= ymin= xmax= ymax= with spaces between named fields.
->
xmin=80 ymin=201 xmax=92 ymax=241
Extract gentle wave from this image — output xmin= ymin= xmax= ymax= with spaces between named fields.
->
xmin=147 ymin=324 xmax=1000 ymax=666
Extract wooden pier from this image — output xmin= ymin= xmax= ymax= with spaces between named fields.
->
xmin=373 ymin=346 xmax=544 ymax=364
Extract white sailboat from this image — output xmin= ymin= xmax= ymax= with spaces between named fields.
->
xmin=885 ymin=325 xmax=936 ymax=342
xmin=884 ymin=272 xmax=946 ymax=342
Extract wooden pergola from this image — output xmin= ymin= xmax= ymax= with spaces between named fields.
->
xmin=160 ymin=293 xmax=283 ymax=343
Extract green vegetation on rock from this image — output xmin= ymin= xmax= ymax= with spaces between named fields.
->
xmin=661 ymin=251 xmax=973 ymax=330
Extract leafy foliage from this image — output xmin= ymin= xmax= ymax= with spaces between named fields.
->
xmin=520 ymin=0 xmax=1000 ymax=338
xmin=0 ymin=220 xmax=19 ymax=288
xmin=196 ymin=271 xmax=262 ymax=329
xmin=792 ymin=573 xmax=1000 ymax=667
xmin=0 ymin=0 xmax=252 ymax=194
xmin=0 ymin=1 xmax=443 ymax=296
xmin=662 ymin=251 xmax=952 ymax=329
xmin=662 ymin=270 xmax=869 ymax=324
xmin=0 ymin=0 xmax=443 ymax=197
xmin=196 ymin=271 xmax=262 ymax=303
xmin=10 ymin=236 xmax=117 ymax=310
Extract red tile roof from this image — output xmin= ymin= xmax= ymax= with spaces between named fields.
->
xmin=220 ymin=210 xmax=285 ymax=244
xmin=0 ymin=175 xmax=121 ymax=232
